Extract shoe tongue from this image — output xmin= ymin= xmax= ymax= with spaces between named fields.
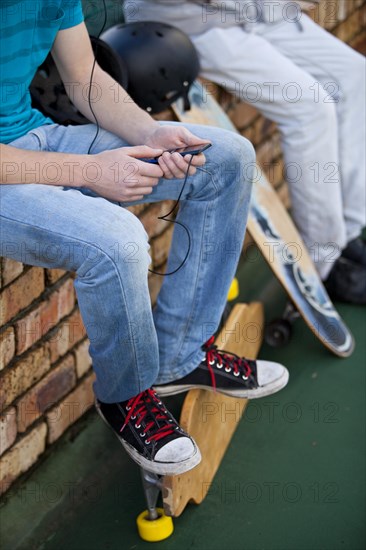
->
xmin=140 ymin=392 xmax=171 ymax=431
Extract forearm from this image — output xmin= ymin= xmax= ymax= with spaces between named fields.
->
xmin=66 ymin=64 xmax=159 ymax=145
xmin=51 ymin=24 xmax=159 ymax=146
xmin=0 ymin=144 xmax=90 ymax=186
xmin=0 ymin=142 xmax=169 ymax=204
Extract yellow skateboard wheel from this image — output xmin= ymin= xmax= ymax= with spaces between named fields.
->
xmin=227 ymin=278 xmax=239 ymax=302
xmin=136 ymin=508 xmax=174 ymax=542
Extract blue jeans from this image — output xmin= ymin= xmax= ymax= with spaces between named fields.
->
xmin=0 ymin=123 xmax=254 ymax=402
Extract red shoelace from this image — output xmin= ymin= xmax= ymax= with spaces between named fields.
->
xmin=204 ymin=336 xmax=253 ymax=391
xmin=120 ymin=389 xmax=176 ymax=443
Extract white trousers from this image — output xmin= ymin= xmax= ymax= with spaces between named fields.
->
xmin=192 ymin=14 xmax=366 ymax=278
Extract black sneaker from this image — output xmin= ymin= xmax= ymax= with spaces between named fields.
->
xmin=324 ymin=256 xmax=366 ymax=305
xmin=154 ymin=337 xmax=289 ymax=399
xmin=342 ymin=236 xmax=366 ymax=267
xmin=95 ymin=389 xmax=201 ymax=475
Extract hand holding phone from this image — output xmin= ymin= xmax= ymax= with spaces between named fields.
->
xmin=142 ymin=142 xmax=212 ymax=164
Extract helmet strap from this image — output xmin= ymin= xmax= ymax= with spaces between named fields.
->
xmin=183 ymin=89 xmax=192 ymax=112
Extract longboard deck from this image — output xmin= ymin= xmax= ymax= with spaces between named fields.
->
xmin=162 ymin=302 xmax=264 ymax=517
xmin=172 ymin=81 xmax=354 ymax=358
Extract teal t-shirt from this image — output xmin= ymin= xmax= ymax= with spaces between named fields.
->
xmin=0 ymin=0 xmax=84 ymax=144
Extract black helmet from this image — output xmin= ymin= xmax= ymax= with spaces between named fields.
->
xmin=100 ymin=21 xmax=200 ymax=114
xmin=30 ymin=36 xmax=128 ymax=125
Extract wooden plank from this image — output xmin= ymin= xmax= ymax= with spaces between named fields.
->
xmin=162 ymin=302 xmax=264 ymax=517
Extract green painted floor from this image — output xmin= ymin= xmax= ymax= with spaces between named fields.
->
xmin=1 ymin=255 xmax=365 ymax=550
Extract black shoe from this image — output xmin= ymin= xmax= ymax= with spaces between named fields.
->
xmin=342 ymin=236 xmax=366 ymax=267
xmin=324 ymin=256 xmax=366 ymax=305
xmin=154 ymin=337 xmax=289 ymax=399
xmin=95 ymin=389 xmax=201 ymax=475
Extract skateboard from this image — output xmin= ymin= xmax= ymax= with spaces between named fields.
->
xmin=137 ymin=301 xmax=264 ymax=541
xmin=172 ymin=80 xmax=354 ymax=358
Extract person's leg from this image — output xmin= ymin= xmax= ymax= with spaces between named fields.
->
xmin=256 ymin=14 xmax=366 ymax=303
xmin=148 ymin=123 xmax=257 ymax=384
xmin=1 ymin=125 xmax=202 ymax=474
xmin=1 ymin=130 xmax=157 ymax=404
xmin=257 ymin=13 xmax=366 ymax=247
xmin=191 ymin=26 xmax=345 ymax=279
xmin=2 ymin=123 xmax=289 ymax=470
xmin=2 ymin=123 xmax=288 ymax=391
xmin=27 ymin=122 xmax=253 ymax=382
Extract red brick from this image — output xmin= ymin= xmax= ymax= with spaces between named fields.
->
xmin=17 ymin=354 xmax=76 ymax=432
xmin=277 ymin=184 xmax=292 ymax=210
xmin=46 ymin=269 xmax=67 ymax=284
xmin=139 ymin=202 xmax=176 ymax=238
xmin=253 ymin=117 xmax=277 ymax=146
xmin=334 ymin=9 xmax=363 ymax=42
xmin=0 ymin=423 xmax=47 ymax=496
xmin=47 ymin=372 xmax=95 ymax=443
xmin=351 ymin=31 xmax=366 ymax=54
xmin=57 ymin=278 xmax=75 ymax=318
xmin=0 ymin=345 xmax=50 ymax=411
xmin=0 ymin=268 xmax=44 ymax=325
xmin=326 ymin=0 xmax=346 ymax=29
xmin=0 ymin=327 xmax=15 ymax=370
xmin=262 ymin=158 xmax=285 ymax=189
xmin=74 ymin=339 xmax=92 ymax=378
xmin=1 ymin=258 xmax=24 ymax=287
xmin=240 ymin=124 xmax=255 ymax=144
xmin=0 ymin=407 xmax=17 ymax=456
xmin=311 ymin=1 xmax=338 ymax=30
xmin=256 ymin=133 xmax=282 ymax=167
xmin=15 ymin=297 xmax=57 ymax=355
xmin=126 ymin=204 xmax=149 ymax=217
xmin=229 ymin=102 xmax=258 ymax=131
xmin=14 ymin=279 xmax=75 ymax=355
xmin=49 ymin=310 xmax=86 ymax=363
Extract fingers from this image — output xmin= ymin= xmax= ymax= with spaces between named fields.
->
xmin=158 ymin=152 xmax=199 ymax=179
xmin=158 ymin=152 xmax=186 ymax=179
xmin=179 ymin=128 xmax=211 ymax=147
xmin=121 ymin=145 xmax=164 ymax=160
xmin=189 ymin=153 xmax=206 ymax=167
xmin=121 ymin=186 xmax=155 ymax=201
xmin=126 ymin=145 xmax=163 ymax=159
xmin=132 ymin=176 xmax=159 ymax=191
xmin=120 ymin=174 xmax=159 ymax=200
xmin=137 ymin=160 xmax=164 ymax=178
xmin=121 ymin=156 xmax=163 ymax=179
xmin=134 ymin=187 xmax=155 ymax=196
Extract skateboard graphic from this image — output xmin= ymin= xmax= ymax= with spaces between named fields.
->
xmin=137 ymin=302 xmax=264 ymax=541
xmin=172 ymin=80 xmax=354 ymax=358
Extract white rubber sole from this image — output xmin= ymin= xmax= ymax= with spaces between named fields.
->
xmin=120 ymin=438 xmax=202 ymax=476
xmin=154 ymin=367 xmax=289 ymax=399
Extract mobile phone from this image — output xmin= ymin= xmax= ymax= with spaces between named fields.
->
xmin=142 ymin=142 xmax=212 ymax=163
xmin=170 ymin=143 xmax=212 ymax=156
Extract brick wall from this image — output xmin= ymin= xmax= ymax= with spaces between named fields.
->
xmin=0 ymin=0 xmax=365 ymax=497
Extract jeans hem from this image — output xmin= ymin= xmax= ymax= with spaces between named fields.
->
xmin=155 ymin=349 xmax=206 ymax=385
